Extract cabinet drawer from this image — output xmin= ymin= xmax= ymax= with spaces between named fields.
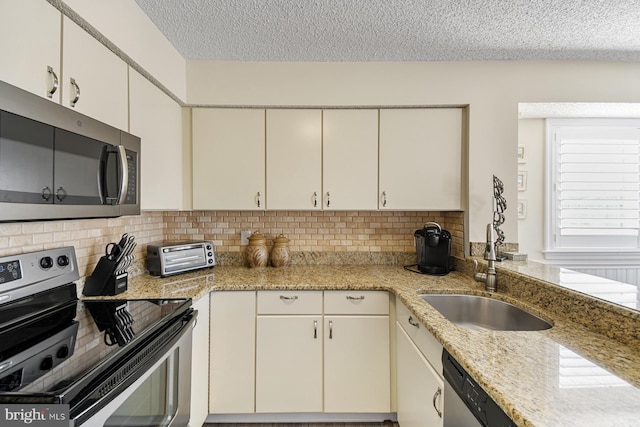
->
xmin=397 ymin=300 xmax=443 ymax=375
xmin=257 ymin=290 xmax=323 ymax=314
xmin=324 ymin=291 xmax=389 ymax=315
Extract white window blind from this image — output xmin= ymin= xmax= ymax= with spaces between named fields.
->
xmin=547 ymin=119 xmax=640 ymax=251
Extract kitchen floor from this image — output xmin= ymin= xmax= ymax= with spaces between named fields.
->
xmin=204 ymin=423 xmax=398 ymax=427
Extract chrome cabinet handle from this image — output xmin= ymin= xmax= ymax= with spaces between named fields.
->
xmin=47 ymin=66 xmax=58 ymax=99
xmin=279 ymin=295 xmax=298 ymax=301
xmin=329 ymin=320 xmax=333 ymax=339
xmin=346 ymin=295 xmax=365 ymax=301
xmin=256 ymin=191 xmax=261 ymax=208
xmin=70 ymin=77 xmax=80 ymax=107
xmin=408 ymin=316 xmax=420 ymax=328
xmin=55 ymin=187 xmax=66 ymax=202
xmin=313 ymin=191 xmax=318 ymax=208
xmin=326 ymin=191 xmax=330 ymax=207
xmin=433 ymin=387 xmax=443 ymax=418
xmin=381 ymin=191 xmax=387 ymax=207
xmin=313 ymin=320 xmax=318 ymax=339
xmin=41 ymin=186 xmax=52 ymax=201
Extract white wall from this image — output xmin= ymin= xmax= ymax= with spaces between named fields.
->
xmin=186 ymin=60 xmax=640 ymax=244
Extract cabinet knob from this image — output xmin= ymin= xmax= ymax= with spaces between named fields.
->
xmin=313 ymin=320 xmax=318 ymax=339
xmin=329 ymin=320 xmax=333 ymax=339
xmin=381 ymin=191 xmax=387 ymax=207
xmin=70 ymin=77 xmax=81 ymax=107
xmin=46 ymin=66 xmax=58 ymax=99
xmin=41 ymin=186 xmax=52 ymax=201
xmin=326 ymin=192 xmax=330 ymax=208
xmin=256 ymin=191 xmax=261 ymax=208
xmin=313 ymin=191 xmax=318 ymax=208
xmin=408 ymin=316 xmax=420 ymax=328
xmin=55 ymin=187 xmax=67 ymax=202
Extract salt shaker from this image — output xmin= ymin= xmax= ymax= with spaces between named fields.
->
xmin=246 ymin=231 xmax=268 ymax=268
xmin=270 ymin=234 xmax=290 ymax=267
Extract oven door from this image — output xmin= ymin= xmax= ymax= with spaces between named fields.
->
xmin=82 ymin=322 xmax=193 ymax=427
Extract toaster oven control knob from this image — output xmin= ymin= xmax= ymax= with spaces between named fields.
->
xmin=208 ymin=259 xmax=214 ymax=264
xmin=208 ymin=252 xmax=213 ymax=257
xmin=56 ymin=345 xmax=70 ymax=359
xmin=40 ymin=355 xmax=54 ymax=371
xmin=39 ymin=256 xmax=53 ymax=269
xmin=57 ymin=255 xmax=70 ymax=267
xmin=206 ymin=244 xmax=212 ymax=250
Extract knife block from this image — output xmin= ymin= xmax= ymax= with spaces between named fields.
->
xmin=83 ymin=256 xmax=128 ymax=296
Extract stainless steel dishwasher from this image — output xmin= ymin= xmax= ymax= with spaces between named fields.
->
xmin=442 ymin=350 xmax=515 ymax=427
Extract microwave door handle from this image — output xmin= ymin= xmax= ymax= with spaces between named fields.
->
xmin=116 ymin=145 xmax=129 ymax=205
xmin=97 ymin=145 xmax=109 ymax=204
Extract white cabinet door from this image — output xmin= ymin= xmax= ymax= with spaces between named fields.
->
xmin=379 ymin=109 xmax=462 ymax=210
xmin=192 ymin=108 xmax=265 ymax=210
xmin=190 ymin=294 xmax=210 ymax=427
xmin=323 ymin=110 xmax=379 ymax=210
xmin=129 ymin=69 xmax=184 ymax=210
xmin=256 ymin=315 xmax=323 ymax=412
xmin=62 ymin=17 xmax=128 ymax=130
xmin=210 ymin=291 xmax=256 ymax=414
xmin=396 ymin=323 xmax=444 ymax=427
xmin=0 ymin=0 xmax=61 ymax=103
xmin=324 ymin=316 xmax=390 ymax=412
xmin=266 ymin=109 xmax=322 ymax=210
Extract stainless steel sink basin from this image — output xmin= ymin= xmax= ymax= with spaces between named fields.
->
xmin=419 ymin=294 xmax=552 ymax=331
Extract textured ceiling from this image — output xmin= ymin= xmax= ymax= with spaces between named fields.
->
xmin=134 ymin=0 xmax=640 ymax=62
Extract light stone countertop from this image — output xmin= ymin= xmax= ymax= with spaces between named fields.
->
xmin=88 ymin=264 xmax=640 ymax=427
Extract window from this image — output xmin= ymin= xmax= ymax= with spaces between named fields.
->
xmin=545 ymin=119 xmax=640 ymax=258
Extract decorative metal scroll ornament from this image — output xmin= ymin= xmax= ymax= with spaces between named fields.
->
xmin=493 ymin=175 xmax=507 ymax=259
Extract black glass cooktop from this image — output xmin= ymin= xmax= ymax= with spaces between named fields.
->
xmin=0 ymin=284 xmax=191 ymax=399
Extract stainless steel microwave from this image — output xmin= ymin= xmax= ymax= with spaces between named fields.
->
xmin=0 ymin=80 xmax=140 ymax=222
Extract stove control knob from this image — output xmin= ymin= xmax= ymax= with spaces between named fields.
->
xmin=40 ymin=355 xmax=54 ymax=371
xmin=39 ymin=256 xmax=53 ymax=269
xmin=56 ymin=345 xmax=70 ymax=359
xmin=57 ymin=255 xmax=70 ymax=267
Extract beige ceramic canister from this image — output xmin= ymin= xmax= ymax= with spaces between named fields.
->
xmin=246 ymin=231 xmax=269 ymax=268
xmin=270 ymin=234 xmax=290 ymax=267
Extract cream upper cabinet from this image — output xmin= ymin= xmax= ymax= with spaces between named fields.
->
xmin=192 ymin=108 xmax=265 ymax=210
xmin=0 ymin=1 xmax=61 ymax=103
xmin=379 ymin=108 xmax=462 ymax=210
xmin=266 ymin=109 xmax=322 ymax=210
xmin=129 ymin=70 xmax=183 ymax=210
xmin=62 ymin=17 xmax=128 ymax=130
xmin=322 ymin=110 xmax=379 ymax=210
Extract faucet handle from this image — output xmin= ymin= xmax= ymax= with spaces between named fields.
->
xmin=473 ymin=259 xmax=479 ymax=275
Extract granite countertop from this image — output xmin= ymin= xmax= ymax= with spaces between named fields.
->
xmin=91 ymin=264 xmax=640 ymax=427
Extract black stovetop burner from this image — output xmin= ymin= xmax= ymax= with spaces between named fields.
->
xmin=0 ymin=247 xmax=192 ymax=409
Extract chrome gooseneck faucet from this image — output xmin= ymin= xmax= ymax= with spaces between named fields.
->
xmin=473 ymin=223 xmax=497 ymax=292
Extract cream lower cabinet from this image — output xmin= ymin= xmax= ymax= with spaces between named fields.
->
xmin=190 ymin=294 xmax=210 ymax=427
xmin=209 ymin=291 xmax=256 ymax=414
xmin=379 ymin=108 xmax=463 ymax=210
xmin=255 ymin=291 xmax=323 ymax=412
xmin=396 ymin=299 xmax=445 ymax=427
xmin=324 ymin=315 xmax=390 ymax=412
xmin=256 ymin=315 xmax=324 ymax=412
xmin=396 ymin=324 xmax=444 ymax=427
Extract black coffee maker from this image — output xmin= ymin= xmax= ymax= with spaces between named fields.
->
xmin=414 ymin=222 xmax=451 ymax=275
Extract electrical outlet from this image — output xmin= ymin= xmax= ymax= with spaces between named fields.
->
xmin=240 ymin=230 xmax=252 ymax=246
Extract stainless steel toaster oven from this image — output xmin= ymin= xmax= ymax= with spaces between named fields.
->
xmin=147 ymin=241 xmax=216 ymax=277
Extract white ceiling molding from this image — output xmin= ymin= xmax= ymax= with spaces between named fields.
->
xmin=519 ymin=103 xmax=640 ymax=119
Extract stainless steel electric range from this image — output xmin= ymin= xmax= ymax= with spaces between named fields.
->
xmin=0 ymin=247 xmax=196 ymax=427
